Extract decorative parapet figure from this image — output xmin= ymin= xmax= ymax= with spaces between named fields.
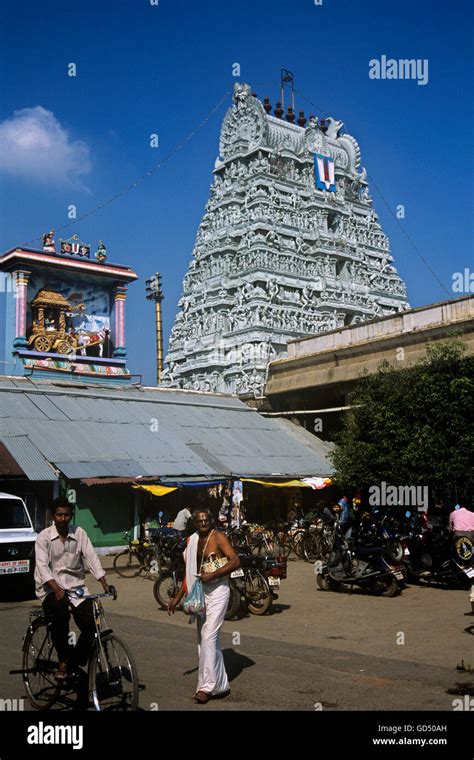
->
xmin=42 ymin=230 xmax=56 ymax=252
xmin=95 ymin=240 xmax=107 ymax=263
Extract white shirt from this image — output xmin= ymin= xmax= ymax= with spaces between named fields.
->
xmin=34 ymin=524 xmax=105 ymax=607
xmin=173 ymin=508 xmax=192 ymax=532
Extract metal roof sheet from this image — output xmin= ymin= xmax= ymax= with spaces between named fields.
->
xmin=2 ymin=436 xmax=57 ymax=481
xmin=24 ymin=393 xmax=70 ymax=421
xmin=55 ymin=460 xmax=150 ymax=479
xmin=0 ymin=379 xmax=333 ymax=480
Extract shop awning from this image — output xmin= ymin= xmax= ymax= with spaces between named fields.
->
xmin=133 ymin=477 xmax=332 ymax=496
xmin=133 ymin=484 xmax=178 ymax=497
xmin=242 ymin=477 xmax=332 ymax=489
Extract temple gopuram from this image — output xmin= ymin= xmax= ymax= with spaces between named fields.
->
xmin=163 ymin=82 xmax=409 ymax=395
xmin=0 ymin=233 xmax=137 ymax=384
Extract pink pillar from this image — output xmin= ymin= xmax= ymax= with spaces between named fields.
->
xmin=113 ymin=286 xmax=127 ymax=357
xmin=13 ymin=270 xmax=30 ymax=348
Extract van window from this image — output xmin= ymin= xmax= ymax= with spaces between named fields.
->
xmin=0 ymin=499 xmax=31 ymax=529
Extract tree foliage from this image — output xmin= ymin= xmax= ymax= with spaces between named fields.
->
xmin=330 ymin=339 xmax=474 ymax=502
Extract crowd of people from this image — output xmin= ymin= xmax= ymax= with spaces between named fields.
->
xmin=33 ymin=490 xmax=474 ymax=707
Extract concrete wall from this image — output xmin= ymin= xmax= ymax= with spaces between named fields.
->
xmin=267 ymin=296 xmax=474 ymax=396
xmin=287 ymin=296 xmax=474 ymax=359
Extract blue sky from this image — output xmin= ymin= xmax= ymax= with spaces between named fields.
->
xmin=0 ymin=0 xmax=472 ymax=384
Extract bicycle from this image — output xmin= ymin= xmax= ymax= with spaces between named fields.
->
xmin=13 ymin=586 xmax=139 ymax=711
xmin=113 ymin=530 xmax=161 ymax=578
xmin=273 ymin=521 xmax=307 ymax=559
xmin=301 ymin=520 xmax=334 ymax=562
xmin=227 ymin=524 xmax=279 ymax=557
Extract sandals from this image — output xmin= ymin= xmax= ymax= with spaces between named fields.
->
xmin=55 ymin=664 xmax=69 ymax=680
xmin=194 ymin=689 xmax=230 ymax=703
xmin=194 ymin=690 xmax=212 ymax=703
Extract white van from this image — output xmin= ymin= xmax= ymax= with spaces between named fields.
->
xmin=0 ymin=493 xmax=38 ymax=581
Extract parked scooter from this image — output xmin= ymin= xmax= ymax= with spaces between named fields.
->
xmin=316 ymin=519 xmax=404 ymax=597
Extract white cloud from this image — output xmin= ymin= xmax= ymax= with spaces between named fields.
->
xmin=0 ymin=106 xmax=92 ymax=185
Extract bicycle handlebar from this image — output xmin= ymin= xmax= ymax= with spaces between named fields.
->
xmin=65 ymin=584 xmax=117 ymax=602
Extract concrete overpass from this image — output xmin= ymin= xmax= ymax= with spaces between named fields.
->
xmin=262 ymin=295 xmax=473 ymax=440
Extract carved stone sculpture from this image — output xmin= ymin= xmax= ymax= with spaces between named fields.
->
xmin=163 ymin=82 xmax=409 ymax=393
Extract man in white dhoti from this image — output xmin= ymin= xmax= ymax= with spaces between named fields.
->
xmin=168 ymin=509 xmax=240 ymax=703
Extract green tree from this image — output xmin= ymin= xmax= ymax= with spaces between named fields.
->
xmin=330 ymin=339 xmax=474 ymax=503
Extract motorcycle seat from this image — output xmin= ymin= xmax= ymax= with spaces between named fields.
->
xmin=354 ymin=545 xmax=384 ymax=558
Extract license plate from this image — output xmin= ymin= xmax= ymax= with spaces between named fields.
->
xmin=231 ymin=569 xmax=244 ymax=578
xmin=268 ymin=577 xmax=280 ymax=587
xmin=464 ymin=567 xmax=474 ymax=578
xmin=0 ymin=560 xmax=30 ymax=575
xmin=394 ymin=571 xmax=404 ymax=580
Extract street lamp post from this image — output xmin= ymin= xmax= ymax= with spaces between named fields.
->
xmin=145 ymin=273 xmax=164 ymax=385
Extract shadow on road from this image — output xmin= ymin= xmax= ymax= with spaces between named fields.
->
xmin=447 ymin=681 xmax=474 ymax=697
xmin=268 ymin=603 xmax=291 ymax=615
xmin=223 ymin=648 xmax=255 ymax=682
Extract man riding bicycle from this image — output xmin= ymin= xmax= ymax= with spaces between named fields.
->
xmin=34 ymin=497 xmax=109 ymax=680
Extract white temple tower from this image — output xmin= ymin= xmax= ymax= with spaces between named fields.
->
xmin=163 ymin=82 xmax=409 ymax=394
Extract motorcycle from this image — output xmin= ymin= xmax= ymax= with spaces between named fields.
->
xmin=152 ymin=530 xmax=186 ymax=609
xmin=316 ymin=520 xmax=404 ymax=597
xmin=149 ymin=526 xmax=186 ymax=570
xmin=152 ymin=538 xmax=286 ymax=619
xmin=226 ymin=548 xmax=288 ymax=618
xmin=403 ymin=520 xmax=474 ymax=588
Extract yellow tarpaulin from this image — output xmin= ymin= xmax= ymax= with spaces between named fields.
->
xmin=242 ymin=478 xmax=332 ymax=489
xmin=132 ymin=484 xmax=178 ymax=497
xmin=134 ymin=479 xmax=331 ymax=495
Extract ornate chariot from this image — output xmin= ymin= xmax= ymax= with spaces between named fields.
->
xmin=28 ymin=289 xmax=104 ymax=355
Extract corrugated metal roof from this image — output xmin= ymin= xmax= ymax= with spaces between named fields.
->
xmin=0 ymin=377 xmax=334 ymax=481
xmin=2 ymin=436 xmax=57 ymax=481
xmin=24 ymin=393 xmax=70 ymax=421
xmin=56 ymin=460 xmax=150 ymax=479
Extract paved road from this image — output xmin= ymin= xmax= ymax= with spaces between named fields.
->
xmin=1 ymin=560 xmax=472 ymax=711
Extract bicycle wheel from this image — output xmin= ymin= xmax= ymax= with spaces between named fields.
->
xmin=257 ymin=535 xmax=277 ymax=557
xmin=88 ymin=633 xmax=139 ymax=711
xmin=153 ymin=571 xmax=180 ymax=609
xmin=143 ymin=547 xmax=161 ymax=578
xmin=113 ymin=549 xmax=142 ymax=578
xmin=245 ymin=570 xmax=272 ymax=615
xmin=303 ymin=534 xmax=319 ymax=562
xmin=224 ymin=580 xmax=242 ymax=620
xmin=292 ymin=530 xmax=306 ymax=558
xmin=274 ymin=532 xmax=291 ymax=559
xmin=23 ymin=621 xmax=61 ymax=710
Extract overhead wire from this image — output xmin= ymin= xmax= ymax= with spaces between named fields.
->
xmin=18 ymin=81 xmax=447 ymax=294
xmin=291 ymin=86 xmax=449 ymax=295
xmin=20 ymin=90 xmax=232 ymax=248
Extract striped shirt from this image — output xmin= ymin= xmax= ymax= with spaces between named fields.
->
xmin=34 ymin=524 xmax=105 ymax=607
